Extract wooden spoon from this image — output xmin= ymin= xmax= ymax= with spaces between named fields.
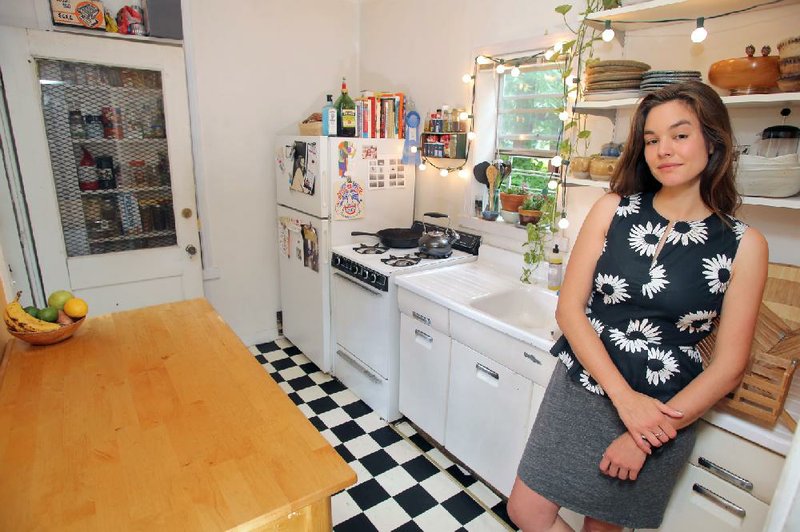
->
xmin=486 ymin=165 xmax=499 ymax=211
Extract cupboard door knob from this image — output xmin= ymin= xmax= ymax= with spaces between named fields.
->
xmin=185 ymin=244 xmax=197 ymax=256
xmin=181 ymin=208 xmax=193 ymax=219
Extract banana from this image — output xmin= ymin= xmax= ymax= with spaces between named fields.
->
xmin=4 ymin=291 xmax=60 ymax=333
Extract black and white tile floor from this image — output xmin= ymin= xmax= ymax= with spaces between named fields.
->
xmin=250 ymin=338 xmax=516 ymax=531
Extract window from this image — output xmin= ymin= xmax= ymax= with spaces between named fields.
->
xmin=495 ymin=59 xmax=564 ymax=193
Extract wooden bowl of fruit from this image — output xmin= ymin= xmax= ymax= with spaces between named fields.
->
xmin=3 ymin=290 xmax=88 ymax=346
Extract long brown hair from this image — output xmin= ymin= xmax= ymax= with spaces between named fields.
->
xmin=610 ymin=81 xmax=740 ymax=216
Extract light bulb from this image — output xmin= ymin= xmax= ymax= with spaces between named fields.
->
xmin=601 ymin=20 xmax=615 ymax=42
xmin=691 ymin=18 xmax=707 ymax=43
xmin=547 ymin=178 xmax=558 ymax=190
xmin=458 ymin=169 xmax=468 ymax=178
xmin=418 ymin=163 xmax=427 ymax=171
xmin=554 ymin=41 xmax=564 ymax=53
xmin=558 ymin=216 xmax=570 ymax=230
xmin=558 ymin=111 xmax=569 ymax=121
xmin=459 ymin=111 xmax=469 ymax=121
xmin=467 ymin=131 xmax=476 ymax=140
xmin=544 ymin=49 xmax=555 ymax=60
xmin=439 ymin=168 xmax=449 ymax=177
xmin=462 ymin=73 xmax=473 ymax=83
xmin=551 ymin=155 xmax=563 ymax=167
xmin=496 ymin=63 xmax=506 ymax=74
xmin=410 ymin=145 xmax=418 ymax=153
xmin=476 ymin=55 xmax=492 ymax=65
xmin=511 ymin=66 xmax=520 ymax=77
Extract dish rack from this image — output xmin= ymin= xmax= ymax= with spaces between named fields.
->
xmin=697 ymin=263 xmax=800 ymax=431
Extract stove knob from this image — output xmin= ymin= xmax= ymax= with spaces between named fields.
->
xmin=350 ymin=264 xmax=359 ymax=275
xmin=369 ymin=273 xmax=377 ymax=283
xmin=332 ymin=255 xmax=341 ymax=267
xmin=362 ymin=269 xmax=370 ymax=280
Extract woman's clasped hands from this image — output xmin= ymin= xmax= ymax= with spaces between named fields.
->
xmin=612 ymin=389 xmax=683 ymax=453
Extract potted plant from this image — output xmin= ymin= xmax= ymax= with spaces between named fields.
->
xmin=520 ymin=193 xmax=557 ymax=284
xmin=499 ymin=185 xmax=529 ymax=213
xmin=517 ymin=194 xmax=550 ymax=225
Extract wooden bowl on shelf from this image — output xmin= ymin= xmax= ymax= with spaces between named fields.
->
xmin=8 ymin=317 xmax=86 ymax=346
xmin=708 ymin=45 xmax=780 ymax=95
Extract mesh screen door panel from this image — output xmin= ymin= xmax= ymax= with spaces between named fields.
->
xmin=37 ymin=59 xmax=176 ymax=257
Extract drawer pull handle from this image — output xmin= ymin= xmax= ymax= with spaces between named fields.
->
xmin=414 ymin=329 xmax=433 ymax=343
xmin=476 ymin=362 xmax=499 ymax=380
xmin=692 ymin=484 xmax=746 ymax=518
xmin=524 ymin=351 xmax=541 ymax=365
xmin=412 ymin=311 xmax=431 ymax=325
xmin=698 ymin=457 xmax=753 ymax=492
xmin=337 ymin=349 xmax=381 ymax=384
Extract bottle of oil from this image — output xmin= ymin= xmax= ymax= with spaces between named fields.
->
xmin=334 ymin=78 xmax=356 ymax=137
xmin=547 ymin=244 xmax=563 ymax=291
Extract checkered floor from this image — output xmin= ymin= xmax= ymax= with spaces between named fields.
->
xmin=250 ymin=338 xmax=516 ymax=531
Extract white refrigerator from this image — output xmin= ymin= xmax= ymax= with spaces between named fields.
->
xmin=275 ymin=136 xmax=416 ymax=372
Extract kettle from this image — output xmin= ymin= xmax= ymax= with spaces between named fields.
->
xmin=418 ymin=212 xmax=459 ymax=257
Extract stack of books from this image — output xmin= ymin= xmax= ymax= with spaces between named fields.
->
xmin=355 ymin=91 xmax=405 ymax=139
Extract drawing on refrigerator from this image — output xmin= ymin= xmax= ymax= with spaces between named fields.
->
xmin=275 ymin=136 xmax=415 ymax=373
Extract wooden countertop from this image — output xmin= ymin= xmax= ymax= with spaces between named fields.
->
xmin=0 ymin=299 xmax=355 ymax=530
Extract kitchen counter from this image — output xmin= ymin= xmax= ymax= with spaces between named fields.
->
xmin=395 ymin=260 xmax=800 ymax=457
xmin=0 ymin=299 xmax=355 ymax=531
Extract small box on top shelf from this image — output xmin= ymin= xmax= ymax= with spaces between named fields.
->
xmin=50 ymin=0 xmax=106 ymax=29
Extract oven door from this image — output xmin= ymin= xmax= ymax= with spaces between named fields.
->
xmin=332 ymin=271 xmax=391 ymax=378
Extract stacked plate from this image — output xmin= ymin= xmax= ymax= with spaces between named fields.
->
xmin=584 ymin=60 xmax=650 ymax=101
xmin=777 ymin=35 xmax=800 ymax=92
xmin=640 ymin=70 xmax=702 ymax=93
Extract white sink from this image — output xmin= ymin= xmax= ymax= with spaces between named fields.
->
xmin=469 ymin=286 xmax=558 ymax=335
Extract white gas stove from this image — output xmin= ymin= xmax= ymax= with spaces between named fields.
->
xmin=330 ymin=222 xmax=480 ymax=421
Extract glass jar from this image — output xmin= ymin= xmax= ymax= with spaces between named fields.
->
xmin=69 ymin=110 xmax=86 ymax=139
xmin=128 ymin=160 xmax=147 ymax=186
xmin=84 ymin=115 xmax=104 ymax=138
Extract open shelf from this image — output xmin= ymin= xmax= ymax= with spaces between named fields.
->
xmin=574 ymin=91 xmax=800 ymax=117
xmin=566 ymin=177 xmax=800 ymax=209
xmin=584 ymin=0 xmax=800 ymax=31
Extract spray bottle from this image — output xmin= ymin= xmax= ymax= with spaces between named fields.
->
xmin=547 ymin=244 xmax=563 ymax=291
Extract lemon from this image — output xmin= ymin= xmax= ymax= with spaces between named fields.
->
xmin=63 ymin=297 xmax=88 ymax=319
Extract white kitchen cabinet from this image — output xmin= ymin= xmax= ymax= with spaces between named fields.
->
xmin=445 ymin=340 xmax=533 ymax=497
xmin=398 ymin=314 xmax=451 ymax=443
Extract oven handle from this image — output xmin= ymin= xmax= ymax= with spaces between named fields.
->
xmin=337 ymin=349 xmax=382 ymax=384
xmin=333 ymin=271 xmax=382 ymax=296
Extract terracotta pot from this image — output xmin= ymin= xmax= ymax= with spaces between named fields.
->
xmin=589 ymin=156 xmax=618 ymax=181
xmin=517 ymin=209 xmax=542 ymax=225
xmin=709 ymin=45 xmax=780 ymax=95
xmin=499 ymin=192 xmax=528 ymax=213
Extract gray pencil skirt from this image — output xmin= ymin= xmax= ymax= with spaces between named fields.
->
xmin=517 ymin=363 xmax=697 ymax=529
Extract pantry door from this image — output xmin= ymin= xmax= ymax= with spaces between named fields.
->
xmin=0 ymin=27 xmax=202 ymax=314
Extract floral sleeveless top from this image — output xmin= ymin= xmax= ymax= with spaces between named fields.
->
xmin=549 ymin=192 xmax=747 ymax=402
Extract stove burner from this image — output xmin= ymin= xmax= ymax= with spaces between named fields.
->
xmin=416 ymin=250 xmax=452 ymax=259
xmin=381 ymin=254 xmax=422 ymax=267
xmin=354 ymin=243 xmax=389 ymax=254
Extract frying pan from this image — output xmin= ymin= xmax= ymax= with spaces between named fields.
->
xmin=351 ymin=227 xmax=423 ymax=248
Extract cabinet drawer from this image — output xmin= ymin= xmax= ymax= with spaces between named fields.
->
xmin=690 ymin=421 xmax=784 ymax=505
xmin=398 ymin=288 xmax=449 ymax=334
xmin=450 ymin=312 xmax=557 ymax=388
xmin=649 ymin=463 xmax=769 ymax=532
xmin=399 ymin=314 xmax=451 ymax=444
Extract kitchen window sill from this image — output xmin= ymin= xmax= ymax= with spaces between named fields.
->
xmin=457 ymin=215 xmax=526 ymax=240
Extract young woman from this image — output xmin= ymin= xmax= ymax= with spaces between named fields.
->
xmin=507 ymin=81 xmax=768 ymax=531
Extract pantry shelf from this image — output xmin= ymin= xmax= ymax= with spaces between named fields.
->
xmin=566 ymin=177 xmax=800 ymax=209
xmin=584 ymin=0 xmax=800 ymax=31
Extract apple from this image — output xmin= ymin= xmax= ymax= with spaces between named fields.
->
xmin=47 ymin=290 xmax=74 ymax=310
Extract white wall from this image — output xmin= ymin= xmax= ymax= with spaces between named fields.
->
xmin=183 ymin=0 xmax=360 ymax=344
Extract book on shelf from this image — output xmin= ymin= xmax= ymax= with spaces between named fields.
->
xmin=359 ymin=90 xmax=405 ymax=139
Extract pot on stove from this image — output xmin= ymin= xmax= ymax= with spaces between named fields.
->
xmin=418 ymin=212 xmax=459 ymax=257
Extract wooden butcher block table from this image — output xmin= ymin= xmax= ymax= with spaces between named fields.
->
xmin=0 ymin=299 xmax=355 ymax=531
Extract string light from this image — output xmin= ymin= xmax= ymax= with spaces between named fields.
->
xmin=476 ymin=55 xmax=492 ymax=65
xmin=410 ymin=145 xmax=418 ymax=153
xmin=467 ymin=131 xmax=476 ymax=140
xmin=439 ymin=168 xmax=449 ymax=177
xmin=691 ymin=17 xmax=707 ymax=43
xmin=458 ymin=168 xmax=468 ymax=178
xmin=558 ymin=111 xmax=569 ymax=121
xmin=551 ymin=155 xmax=563 ymax=167
xmin=547 ymin=178 xmax=559 ymax=190
xmin=511 ymin=66 xmax=521 ymax=77
xmin=601 ymin=20 xmax=615 ymax=42
xmin=462 ymin=73 xmax=474 ymax=83
xmin=418 ymin=162 xmax=426 ymax=171
xmin=496 ymin=61 xmax=506 ymax=74
xmin=558 ymin=215 xmax=570 ymax=230
xmin=458 ymin=111 xmax=470 ymax=121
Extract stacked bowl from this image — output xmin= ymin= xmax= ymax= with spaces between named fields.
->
xmin=583 ymin=60 xmax=650 ymax=100
xmin=777 ymin=35 xmax=800 ymax=92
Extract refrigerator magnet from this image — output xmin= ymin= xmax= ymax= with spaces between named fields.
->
xmin=301 ymin=224 xmax=320 ymax=272
xmin=290 ymin=141 xmax=307 ymax=192
xmin=337 ymin=140 xmax=356 ymax=178
xmin=362 ymin=145 xmax=377 ymax=159
xmin=334 ymin=178 xmax=365 ymax=220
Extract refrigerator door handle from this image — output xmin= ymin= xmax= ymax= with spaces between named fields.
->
xmin=321 ymin=169 xmax=327 ymax=212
